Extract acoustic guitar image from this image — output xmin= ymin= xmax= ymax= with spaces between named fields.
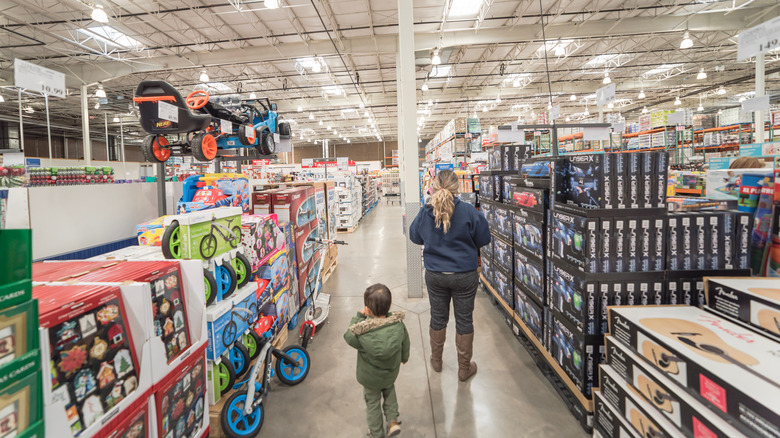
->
xmin=629 ymin=406 xmax=667 ymax=438
xmin=640 ymin=318 xmax=775 ymax=387
xmin=633 ymin=374 xmax=675 ymax=415
xmin=641 ymin=338 xmax=684 ymax=376
xmin=756 ymin=309 xmax=780 ymax=336
xmin=746 ymin=288 xmax=780 ymax=301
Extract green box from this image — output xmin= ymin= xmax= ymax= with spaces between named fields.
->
xmin=0 ymin=300 xmax=39 ymax=374
xmin=17 ymin=419 xmax=44 ymax=438
xmin=0 ymin=352 xmax=42 ymax=438
xmin=0 ymin=280 xmax=32 ymax=311
xmin=0 ymin=229 xmax=32 ymax=287
xmin=180 ymin=214 xmax=242 ymax=260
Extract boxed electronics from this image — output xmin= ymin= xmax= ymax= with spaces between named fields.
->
xmin=593 ymin=390 xmax=641 ymax=438
xmin=519 ymin=159 xmax=552 ymax=179
xmin=511 ymin=207 xmax=545 ymax=261
xmin=514 ymin=283 xmax=543 ymax=342
xmin=491 ymin=203 xmax=513 ymax=242
xmin=549 ymin=311 xmax=602 ymax=398
xmin=550 ymin=209 xmax=598 ymax=272
xmin=666 ymin=269 xmax=750 ymax=307
xmin=514 ymin=249 xmax=544 ymax=305
xmin=478 ymin=174 xmax=494 ymax=201
xmin=488 ymin=145 xmax=531 ymax=172
xmin=607 ymin=306 xmax=780 ymax=438
xmin=504 ymin=181 xmax=547 ymax=214
xmin=273 ymin=187 xmax=316 ymax=229
xmin=481 ymin=256 xmax=495 ymax=290
xmin=494 ymin=264 xmax=513 ymax=308
xmin=704 ymin=277 xmax=780 ymax=338
xmin=481 ymin=236 xmax=494 ymax=260
xmin=492 ymin=234 xmax=513 ymax=273
xmin=666 ymin=212 xmax=752 ymax=272
xmin=480 ymin=200 xmax=495 ymax=227
xmin=604 ymin=337 xmax=752 ymax=438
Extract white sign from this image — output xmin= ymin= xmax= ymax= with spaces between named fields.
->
xmin=667 ymin=112 xmax=685 ymax=126
xmin=2 ymin=152 xmax=24 ymax=166
xmin=737 ymin=15 xmax=780 ymax=61
xmin=158 ymin=101 xmax=179 ymax=123
xmin=496 ymin=123 xmax=524 ymax=143
xmin=742 ymin=95 xmax=770 ymax=113
xmin=302 ymin=158 xmax=314 ymax=167
xmin=245 ymin=125 xmax=254 ymax=139
xmin=220 ymin=119 xmax=232 ymax=134
xmin=471 ymin=152 xmax=488 ymax=162
xmin=583 ymin=126 xmax=610 ymax=141
xmin=337 ymin=157 xmax=349 ymax=171
xmin=596 ymin=83 xmax=616 ymax=106
xmin=13 ymin=59 xmax=66 ymax=98
xmin=551 ymin=105 xmax=561 ymax=121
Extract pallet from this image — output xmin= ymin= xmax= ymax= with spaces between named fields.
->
xmin=321 ymin=259 xmax=338 ymax=285
xmin=337 ymin=224 xmax=358 ymax=233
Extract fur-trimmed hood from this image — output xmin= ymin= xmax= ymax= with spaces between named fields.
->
xmin=349 ymin=311 xmax=405 ymax=336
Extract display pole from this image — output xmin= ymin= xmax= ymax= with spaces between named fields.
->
xmin=156 ymin=162 xmax=166 ymax=215
xmin=80 ymin=85 xmax=92 ymax=165
xmin=119 ymin=118 xmax=126 ymax=179
xmin=44 ymin=93 xmax=54 ymax=165
xmin=104 ymin=115 xmax=109 ymax=162
xmin=397 ymin=0 xmax=423 ymax=298
xmin=17 ymin=88 xmax=24 ymax=153
xmin=755 ymin=53 xmax=766 ymax=144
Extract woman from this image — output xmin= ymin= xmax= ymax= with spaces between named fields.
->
xmin=410 ymin=169 xmax=491 ymax=381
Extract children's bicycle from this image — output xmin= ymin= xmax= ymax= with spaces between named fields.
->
xmin=200 ymin=216 xmax=242 ymax=259
xmin=223 ymin=303 xmax=258 ymax=348
xmin=220 ymin=334 xmax=310 ymax=438
xmin=299 ymin=237 xmax=347 ymax=349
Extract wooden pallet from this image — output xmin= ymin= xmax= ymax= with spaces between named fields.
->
xmin=337 ymin=223 xmax=358 ymax=233
xmin=321 ymin=259 xmax=338 ymax=285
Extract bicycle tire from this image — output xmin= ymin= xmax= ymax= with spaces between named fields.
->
xmin=219 ymin=262 xmax=238 ymax=298
xmin=217 ymin=358 xmax=236 ymax=396
xmin=223 ymin=320 xmax=238 ymax=348
xmin=220 ymin=392 xmax=264 ymax=438
xmin=230 ymin=342 xmax=250 ymax=379
xmin=232 ymin=253 xmax=251 ymax=289
xmin=200 ymin=233 xmax=218 ymax=259
xmin=161 ymin=221 xmax=181 ymax=259
xmin=242 ymin=330 xmax=262 ymax=360
xmin=230 ymin=225 xmax=242 ymax=248
xmin=275 ymin=345 xmax=310 ymax=385
xmin=300 ymin=324 xmax=313 ymax=350
xmin=204 ymin=269 xmax=217 ymax=306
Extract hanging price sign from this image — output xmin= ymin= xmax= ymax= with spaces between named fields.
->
xmin=737 ymin=15 xmax=780 ymax=61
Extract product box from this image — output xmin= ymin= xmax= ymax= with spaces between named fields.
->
xmin=514 ymin=249 xmax=544 ymax=305
xmin=240 ymin=214 xmax=286 ymax=275
xmin=593 ymin=390 xmax=641 ymax=438
xmin=481 ymin=256 xmax=494 ymax=290
xmin=550 ymin=210 xmax=598 ymax=273
xmin=605 ymin=337 xmax=752 ymax=438
xmin=607 ymin=306 xmax=780 ymax=438
xmin=651 ymin=217 xmax=666 ymax=272
xmin=505 ymin=183 xmax=547 ymax=214
xmin=479 ymin=200 xmax=494 ymax=227
xmin=666 ymin=270 xmax=750 ymax=307
xmin=292 ymin=221 xmax=316 ymax=273
xmin=492 ymin=204 xmax=513 ymax=242
xmin=493 ymin=265 xmax=513 ymax=309
xmin=595 ymin=275 xmax=663 ymax=335
xmin=555 ymin=154 xmax=609 ymax=209
xmin=162 ymin=207 xmax=243 ymax=261
xmin=100 ymin=390 xmax=148 ymax=438
xmin=153 ymin=342 xmax=207 ymax=438
xmin=511 ymin=208 xmax=544 ymax=261
xmin=478 ymin=174 xmax=493 ymax=202
xmin=641 ymin=152 xmax=656 ymax=209
xmin=614 ymin=218 xmax=627 ymax=273
xmin=614 ymin=153 xmax=627 ymax=209
xmin=205 ymin=281 xmax=258 ymax=360
xmin=492 ymin=173 xmax=512 ymax=203
xmin=550 ymin=312 xmax=602 ymax=398
xmin=481 ymin=236 xmax=494 ymax=260
xmin=136 ymin=216 xmax=167 ymax=247
xmin=704 ymin=277 xmax=780 ymax=338
xmin=493 ymin=235 xmax=513 ymax=273
xmin=627 ymin=153 xmax=642 ymax=209
xmin=0 ymin=365 xmax=43 ymax=438
xmin=514 ymin=284 xmax=543 ymax=342
xmin=656 ymin=151 xmax=668 ymax=208
xmin=548 ymin=260 xmax=598 ymax=335
xmin=0 ymin=229 xmax=32 ymax=309
xmin=734 ymin=212 xmax=753 ymax=270
xmin=626 ymin=219 xmax=639 ymax=272
xmin=667 ymin=216 xmax=680 ymax=271
xmin=598 ymin=365 xmax=685 ymax=438
xmin=272 ymin=187 xmax=316 ymax=229
xmin=519 ymin=160 xmax=551 ymax=179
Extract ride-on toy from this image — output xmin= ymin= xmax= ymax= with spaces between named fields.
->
xmin=218 ymin=98 xmax=291 ymax=157
xmin=299 ymin=237 xmax=347 ymax=349
xmin=220 ymin=333 xmax=310 ymax=438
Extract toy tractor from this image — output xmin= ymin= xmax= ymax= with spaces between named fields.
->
xmin=221 ymin=98 xmax=291 ymax=156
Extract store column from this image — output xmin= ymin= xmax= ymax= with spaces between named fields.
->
xmin=80 ymin=84 xmax=92 ymax=165
xmin=755 ymin=53 xmax=766 ymax=144
xmin=397 ymin=0 xmax=423 ymax=298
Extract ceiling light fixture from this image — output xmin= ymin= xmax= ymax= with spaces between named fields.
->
xmin=482 ymin=106 xmax=488 ymax=112
xmin=473 ymin=111 xmax=477 ymax=118
xmin=24 ymin=106 xmax=34 ymax=114
xmin=607 ymin=102 xmax=614 ymax=109
xmin=91 ymin=5 xmax=109 ymax=23
xmin=309 ymin=113 xmax=314 ymax=120
xmin=264 ymin=0 xmax=280 ymax=9
xmin=327 ymin=125 xmax=331 ymax=130
xmin=312 ymin=61 xmax=322 ymax=73
xmin=297 ymin=105 xmax=303 ymax=112
xmin=697 ymin=103 xmax=704 ymax=111
xmin=739 ymin=96 xmax=746 ymax=102
xmin=428 ymin=99 xmax=433 ymax=106
xmin=0 ymin=96 xmax=4 ymax=103
xmin=94 ymin=103 xmax=100 ymax=110
xmin=359 ymin=102 xmax=365 ymax=109
xmin=318 ymin=120 xmax=323 ymax=125
xmin=495 ymin=96 xmax=502 ymax=104
xmin=513 ymin=80 xmax=520 ymax=88
xmin=565 ymin=116 xmax=571 ymax=122
xmin=603 ymin=71 xmax=611 ymax=84
xmin=717 ymin=86 xmax=726 ymax=95
xmin=584 ymin=106 xmax=589 ymax=116
xmin=718 ymin=109 xmax=722 ymax=115
xmin=95 ymin=84 xmax=106 ymax=98
xmin=680 ymin=31 xmax=693 ymax=49
xmin=696 ymin=68 xmax=707 ymax=80
xmin=112 ymin=116 xmax=119 ymax=122
xmin=364 ymin=111 xmax=370 ymax=118
xmin=249 ymin=92 xmax=257 ymax=99
xmin=421 ymin=83 xmax=429 ymax=92
xmin=638 ymin=90 xmax=646 ymax=99
xmin=554 ymin=45 xmax=565 ymax=56
xmin=674 ymin=97 xmax=681 ymax=105
xmin=199 ymin=70 xmax=209 ymax=82
xmin=570 ymin=94 xmax=576 ymax=101
xmin=431 ymin=49 xmax=441 ymax=66
xmin=642 ymin=106 xmax=648 ymax=114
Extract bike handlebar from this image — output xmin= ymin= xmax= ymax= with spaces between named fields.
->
xmin=306 ymin=238 xmax=348 ymax=245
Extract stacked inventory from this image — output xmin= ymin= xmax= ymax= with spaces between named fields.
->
xmin=27 ymin=167 xmax=115 ymax=186
xmin=335 ymin=175 xmax=363 ymax=230
xmin=595 ymin=303 xmax=778 ymax=438
xmin=361 ymin=174 xmax=380 ymax=213
xmin=381 ymin=170 xmax=400 ymax=196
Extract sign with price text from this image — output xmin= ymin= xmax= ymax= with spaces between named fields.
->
xmin=737 ymin=16 xmax=780 ymax=61
xmin=14 ymin=59 xmax=66 ymax=98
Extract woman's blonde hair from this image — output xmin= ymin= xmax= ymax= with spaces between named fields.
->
xmin=729 ymin=157 xmax=764 ymax=169
xmin=430 ymin=169 xmax=459 ymax=233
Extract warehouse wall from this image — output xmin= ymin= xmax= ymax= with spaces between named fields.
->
xmin=292 ymin=140 xmax=398 ymax=164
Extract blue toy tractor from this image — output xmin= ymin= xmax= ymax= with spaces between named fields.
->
xmin=218 ymin=98 xmax=292 ymax=155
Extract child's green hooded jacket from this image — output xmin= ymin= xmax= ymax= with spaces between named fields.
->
xmin=344 ymin=311 xmax=410 ymax=390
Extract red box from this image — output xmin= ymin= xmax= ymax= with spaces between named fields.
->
xmin=273 ymin=187 xmax=316 ymax=228
xmin=153 ymin=342 xmax=207 ymax=438
xmin=295 ymin=260 xmax=309 ymax=306
xmin=100 ymin=387 xmax=150 ymax=438
xmin=252 ymin=189 xmax=279 ymax=215
xmin=33 ymin=260 xmax=123 ymax=282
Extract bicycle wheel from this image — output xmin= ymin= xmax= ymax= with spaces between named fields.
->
xmin=199 ymin=233 xmax=218 ymax=259
xmin=275 ymin=345 xmax=310 ymax=385
xmin=223 ymin=320 xmax=238 ymax=348
xmin=162 ymin=221 xmax=182 ymax=259
xmin=217 ymin=358 xmax=236 ymax=396
xmin=220 ymin=392 xmax=264 ymax=438
xmin=242 ymin=330 xmax=262 ymax=360
xmin=204 ymin=269 xmax=217 ymax=306
xmin=231 ymin=253 xmax=251 ymax=289
xmin=215 ymin=263 xmax=237 ymax=300
xmin=229 ymin=343 xmax=250 ymax=379
xmin=230 ymin=225 xmax=242 ymax=248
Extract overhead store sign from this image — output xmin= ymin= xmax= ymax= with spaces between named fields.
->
xmin=301 ymin=159 xmax=356 ymax=168
xmin=596 ymin=83 xmax=616 ymax=107
xmin=742 ymin=95 xmax=770 ymax=113
xmin=14 ymin=59 xmax=66 ymax=98
xmin=737 ymin=15 xmax=780 ymax=61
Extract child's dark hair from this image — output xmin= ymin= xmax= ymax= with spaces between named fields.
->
xmin=364 ymin=283 xmax=392 ymax=316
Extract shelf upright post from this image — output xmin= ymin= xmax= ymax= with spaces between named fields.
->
xmin=756 ymin=53 xmax=766 ymax=144
xmin=80 ymin=84 xmax=91 ymax=165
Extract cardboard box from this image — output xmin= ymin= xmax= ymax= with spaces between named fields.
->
xmin=491 ymin=204 xmax=513 ymax=242
xmin=549 ymin=260 xmax=598 ymax=335
xmin=607 ymin=306 xmax=780 ymax=437
xmin=481 ymin=256 xmax=494 ymax=290
xmin=514 ymin=284 xmax=543 ymax=342
xmin=240 ymin=214 xmax=286 ymax=274
xmin=272 ymin=187 xmax=316 ymax=229
xmin=550 ymin=210 xmax=598 ymax=272
xmin=494 ymin=265 xmax=513 ymax=309
xmin=153 ymin=342 xmax=208 ymax=438
xmin=251 ymin=190 xmax=278 ymax=216
xmin=704 ymin=277 xmax=780 ymax=338
xmin=505 ymin=183 xmax=547 ymax=214
xmin=512 ymin=209 xmax=544 ymax=261
xmin=162 ymin=207 xmax=243 ymax=260
xmin=513 ymin=249 xmax=544 ymax=305
xmin=493 ymin=235 xmax=513 ymax=273
xmin=205 ymin=282 xmax=258 ymax=361
xmin=605 ymin=337 xmax=752 ymax=438
xmin=593 ymin=390 xmax=641 ymax=438
xmin=550 ymin=312 xmax=602 ymax=398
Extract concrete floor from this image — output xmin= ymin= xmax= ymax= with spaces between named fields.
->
xmin=249 ymin=202 xmax=589 ymax=438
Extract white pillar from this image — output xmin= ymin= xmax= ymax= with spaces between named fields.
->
xmin=755 ymin=53 xmax=766 ymax=144
xmin=44 ymin=94 xmax=53 ymax=165
xmin=80 ymin=85 xmax=92 ymax=164
xmin=17 ymin=89 xmax=24 ymax=152
xmin=104 ymin=114 xmax=109 ymax=162
xmin=397 ymin=0 xmax=423 ymax=298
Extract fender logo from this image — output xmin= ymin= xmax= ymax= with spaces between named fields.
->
xmin=156 ymin=120 xmax=172 ymax=128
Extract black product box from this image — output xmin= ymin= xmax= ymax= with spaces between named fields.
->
xmin=543 ymin=306 xmax=553 ymax=352
xmin=512 ymin=208 xmax=544 ymax=261
xmin=480 ymin=199 xmax=494 ymax=226
xmin=627 ymin=152 xmax=642 ymax=209
xmin=693 ymin=214 xmax=707 ymax=270
xmin=639 ymin=218 xmax=652 ymax=272
xmin=506 ymin=182 xmax=547 ymax=214
xmin=704 ymin=277 xmax=780 ymax=339
xmin=598 ymin=365 xmax=686 ymax=438
xmin=556 ymin=154 xmax=610 ymax=209
xmin=666 ymin=269 xmax=751 ymax=307
xmin=627 ymin=219 xmax=640 ymax=272
xmin=597 ymin=273 xmax=665 ymax=335
xmin=493 ymin=234 xmax=513 ymax=273
xmin=550 ymin=311 xmax=602 ymax=398
xmin=488 ymin=147 xmax=502 ymax=171
xmin=600 ymin=219 xmax=613 ymax=273
xmin=593 ymin=391 xmax=642 ymax=438
xmin=613 ymin=153 xmax=627 ymax=209
xmin=492 ymin=203 xmax=512 ymax=241
xmin=651 ymin=217 xmax=666 ymax=271
xmin=514 ymin=284 xmax=544 ymax=343
xmin=519 ymin=159 xmax=551 ymax=179
xmin=656 ymin=151 xmax=668 ymax=208
xmin=481 ymin=256 xmax=494 ymax=289
xmin=667 ymin=216 xmax=680 ymax=271
xmin=706 ymin=213 xmax=722 ymax=269
xmin=489 ymin=145 xmax=530 ymax=171
xmin=514 ymin=248 xmax=544 ymax=305
xmin=550 ymin=210 xmax=599 ymax=273
xmin=614 ymin=218 xmax=627 ymax=273
xmin=492 ymin=173 xmax=505 ymax=202
xmin=735 ymin=212 xmax=753 ymax=271
xmin=679 ymin=214 xmax=693 ymax=271
xmin=549 ymin=259 xmax=598 ymax=334
xmin=607 ymin=306 xmax=780 ymax=438
xmin=478 ymin=174 xmax=493 ymax=201
xmin=605 ymin=337 xmax=755 ymax=438
xmin=641 ymin=152 xmax=656 ymax=209
xmin=494 ymin=264 xmax=513 ymax=308
xmin=481 ymin=236 xmax=494 ymax=260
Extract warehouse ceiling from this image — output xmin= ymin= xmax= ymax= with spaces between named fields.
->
xmin=0 ymin=0 xmax=779 ymax=146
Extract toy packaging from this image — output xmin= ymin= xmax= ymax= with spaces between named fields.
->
xmin=512 ymin=208 xmax=545 ymax=261
xmin=135 ymin=216 xmax=168 ymax=247
xmin=205 ymin=282 xmax=258 ymax=361
xmin=514 ymin=249 xmax=544 ymax=305
xmin=550 ymin=210 xmax=598 ymax=272
xmin=153 ymin=342 xmax=207 ymax=438
xmin=593 ymin=390 xmax=641 ymax=438
xmin=549 ymin=312 xmax=602 ymax=398
xmin=0 ymin=229 xmax=33 ymax=310
xmin=604 ymin=337 xmax=752 ymax=438
xmin=273 ymin=187 xmax=316 ymax=229
xmin=177 ymin=173 xmax=250 ymax=213
xmin=704 ymin=169 xmax=773 ymax=202
xmin=163 ymin=207 xmax=243 ymax=260
xmin=492 ymin=235 xmax=513 ymax=273
xmin=251 ymin=190 xmax=279 ymax=215
xmin=505 ymin=182 xmax=547 ymax=214
xmin=548 ymin=260 xmax=598 ymax=335
xmin=241 ymin=214 xmax=286 ymax=275
xmin=514 ymin=284 xmax=543 ymax=343
xmin=493 ymin=265 xmax=512 ymax=309
xmin=519 ymin=159 xmax=552 ymax=179
xmin=481 ymin=257 xmax=494 ymax=292
xmin=490 ymin=204 xmax=513 ymax=242
xmin=607 ymin=306 xmax=780 ymax=438
xmin=478 ymin=174 xmax=494 ymax=201
xmin=704 ymin=277 xmax=780 ymax=338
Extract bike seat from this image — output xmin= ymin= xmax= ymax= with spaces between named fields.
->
xmin=224 ymin=217 xmax=235 ymax=226
xmin=134 ymin=81 xmax=212 ymax=135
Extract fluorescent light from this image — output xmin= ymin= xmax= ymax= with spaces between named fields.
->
xmin=585 ymin=54 xmax=620 ymax=67
xmin=112 ymin=116 xmax=120 ymax=122
xmin=327 ymin=125 xmax=331 ymax=130
xmin=584 ymin=107 xmax=589 ymax=116
xmin=638 ymin=90 xmax=645 ymax=99
xmin=309 ymin=113 xmax=314 ymax=120
xmin=431 ymin=50 xmax=441 ymax=66
xmin=347 ymin=139 xmax=351 ymax=143
xmin=249 ymin=92 xmax=257 ymax=99
xmin=607 ymin=102 xmax=614 ymax=109
xmin=312 ymin=61 xmax=322 ymax=73
xmin=642 ymin=106 xmax=648 ymax=114
xmin=674 ymin=97 xmax=681 ymax=105
xmin=473 ymin=111 xmax=477 ymax=118
xmin=421 ymin=83 xmax=429 ymax=92
xmin=264 ymin=0 xmax=280 ymax=8
xmin=321 ymin=85 xmax=343 ymax=95
xmin=334 ymin=130 xmax=338 ymax=135
xmin=680 ymin=31 xmax=693 ymax=49
xmin=81 ymin=26 xmax=142 ymax=50
xmin=199 ymin=71 xmax=209 ymax=82
xmin=91 ymin=5 xmax=109 ymax=23
xmin=717 ymin=87 xmax=726 ymax=95
xmin=94 ymin=103 xmax=100 ymax=110
xmin=95 ymin=84 xmax=106 ymax=98
xmin=696 ymin=69 xmax=707 ymax=80
xmin=24 ymin=106 xmax=34 ymax=114
xmin=448 ymin=0 xmax=484 ymax=18
xmin=570 ymin=94 xmax=576 ymax=101
xmin=297 ymin=105 xmax=303 ymax=112
xmin=603 ymin=72 xmax=611 ymax=84
xmin=554 ymin=45 xmax=566 ymax=56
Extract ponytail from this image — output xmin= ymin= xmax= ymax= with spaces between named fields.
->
xmin=430 ymin=170 xmax=459 ymax=233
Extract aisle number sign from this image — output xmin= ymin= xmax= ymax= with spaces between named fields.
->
xmin=14 ymin=59 xmax=65 ymax=98
xmin=738 ymin=16 xmax=780 ymax=61
xmin=596 ymin=83 xmax=615 ymax=106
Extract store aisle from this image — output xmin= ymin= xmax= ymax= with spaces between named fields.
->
xmin=259 ymin=202 xmax=588 ymax=438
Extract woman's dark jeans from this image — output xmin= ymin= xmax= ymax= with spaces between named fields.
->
xmin=425 ymin=270 xmax=479 ymax=335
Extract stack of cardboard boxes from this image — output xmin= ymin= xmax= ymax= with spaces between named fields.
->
xmin=335 ymin=176 xmax=363 ymax=230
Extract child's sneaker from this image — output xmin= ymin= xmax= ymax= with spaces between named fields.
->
xmin=387 ymin=421 xmax=401 ymax=436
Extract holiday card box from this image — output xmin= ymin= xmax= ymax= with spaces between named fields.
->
xmin=607 ymin=306 xmax=780 ymax=438
xmin=151 ymin=342 xmax=207 ymax=438
xmin=0 ymin=299 xmax=38 ymax=375
xmin=32 ymin=261 xmax=123 ymax=282
xmin=704 ymin=277 xmax=780 ymax=338
xmin=604 ymin=337 xmax=750 ymax=438
xmin=593 ymin=391 xmax=642 ymax=438
xmin=0 ymin=364 xmax=42 ymax=438
xmin=205 ymin=281 xmax=259 ymax=361
xmin=99 ymin=387 xmax=150 ymax=438
xmin=35 ymin=284 xmax=152 ymax=438
xmin=0 ymin=230 xmax=32 ymax=310
xmin=240 ymin=214 xmax=286 ymax=275
xmin=162 ymin=207 xmax=243 ymax=260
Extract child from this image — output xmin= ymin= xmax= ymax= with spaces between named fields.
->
xmin=344 ymin=284 xmax=410 ymax=438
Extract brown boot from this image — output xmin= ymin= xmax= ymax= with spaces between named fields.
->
xmin=455 ymin=333 xmax=478 ymax=381
xmin=429 ymin=327 xmax=446 ymax=372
